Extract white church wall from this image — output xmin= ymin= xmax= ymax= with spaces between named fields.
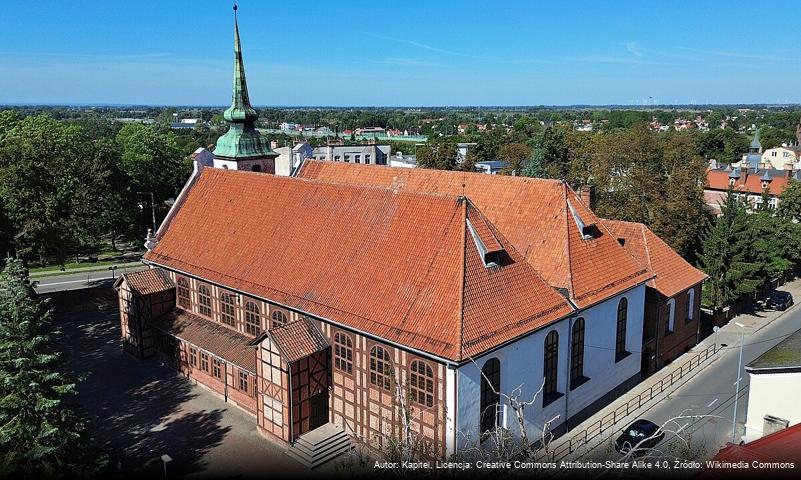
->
xmin=454 ymin=284 xmax=646 ymax=449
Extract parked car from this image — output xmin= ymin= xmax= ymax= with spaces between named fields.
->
xmin=614 ymin=419 xmax=665 ymax=456
xmin=767 ymin=290 xmax=793 ymax=311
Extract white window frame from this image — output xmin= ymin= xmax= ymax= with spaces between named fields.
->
xmin=666 ymin=298 xmax=676 ymax=333
xmin=687 ymin=288 xmax=695 ymax=321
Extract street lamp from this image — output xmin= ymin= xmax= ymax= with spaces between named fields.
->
xmin=137 ymin=191 xmax=156 ymax=232
xmin=160 ymin=454 xmax=172 ymax=479
xmin=731 ymin=321 xmax=746 ymax=444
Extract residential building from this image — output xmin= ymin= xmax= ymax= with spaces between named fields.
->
xmin=604 ymin=220 xmax=707 ymax=376
xmin=708 ymin=422 xmax=801 ymax=475
xmin=474 ymin=160 xmax=510 ymax=175
xmin=760 ymin=145 xmax=800 ymax=170
xmin=704 ymin=166 xmax=794 ymax=214
xmin=456 ymin=142 xmax=476 ymax=164
xmin=742 ymin=327 xmax=801 ymax=442
xmin=279 ymin=122 xmax=298 ymax=132
xmin=310 ymin=144 xmax=390 ymax=165
xmin=388 ymin=151 xmax=417 ymax=168
xmin=274 ymin=142 xmax=313 ymax=177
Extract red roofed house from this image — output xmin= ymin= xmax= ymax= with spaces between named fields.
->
xmin=115 ymin=8 xmax=662 ymax=463
xmin=603 ymin=220 xmax=708 ymax=375
xmin=707 ymin=422 xmax=801 ymax=476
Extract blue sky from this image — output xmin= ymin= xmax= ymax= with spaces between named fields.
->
xmin=1 ymin=0 xmax=799 ymax=106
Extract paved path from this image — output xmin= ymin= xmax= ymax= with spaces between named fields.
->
xmin=550 ymin=279 xmax=801 ymax=463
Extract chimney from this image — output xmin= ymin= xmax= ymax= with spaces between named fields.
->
xmin=579 ymin=185 xmax=596 ymax=210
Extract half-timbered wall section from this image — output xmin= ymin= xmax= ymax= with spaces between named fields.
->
xmin=256 ymin=336 xmax=291 ymax=442
xmin=116 ymin=277 xmax=175 ymax=359
xmin=318 ymin=322 xmax=447 ymax=454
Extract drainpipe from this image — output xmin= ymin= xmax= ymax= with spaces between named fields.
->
xmin=564 ymin=316 xmax=573 ymax=433
xmin=224 ymin=361 xmax=229 ymax=402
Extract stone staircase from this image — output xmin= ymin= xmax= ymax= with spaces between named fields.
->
xmin=286 ymin=423 xmax=352 ymax=469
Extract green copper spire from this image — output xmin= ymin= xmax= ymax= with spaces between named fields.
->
xmin=214 ymin=4 xmax=277 ymax=161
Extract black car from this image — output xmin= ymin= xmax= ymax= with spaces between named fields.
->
xmin=767 ymin=291 xmax=793 ymax=311
xmin=614 ymin=419 xmax=665 ymax=457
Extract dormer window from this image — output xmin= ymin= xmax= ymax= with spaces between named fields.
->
xmin=466 ymin=216 xmax=505 ymax=267
xmin=568 ymin=200 xmax=598 ymax=239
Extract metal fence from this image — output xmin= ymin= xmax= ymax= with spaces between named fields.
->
xmin=548 ymin=343 xmax=718 ymax=461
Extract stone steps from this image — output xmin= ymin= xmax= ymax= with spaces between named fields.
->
xmin=286 ymin=424 xmax=352 ymax=469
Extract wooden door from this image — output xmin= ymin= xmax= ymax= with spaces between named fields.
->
xmin=291 ymin=349 xmax=330 ymax=439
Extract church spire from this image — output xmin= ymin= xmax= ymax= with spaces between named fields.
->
xmin=224 ymin=3 xmax=257 ymax=124
xmin=213 ymin=4 xmax=277 ymax=169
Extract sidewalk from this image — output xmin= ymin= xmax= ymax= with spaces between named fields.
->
xmin=30 ymin=260 xmax=145 ymax=278
xmin=542 ymin=278 xmax=801 ymax=461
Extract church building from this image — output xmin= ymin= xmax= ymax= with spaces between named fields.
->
xmin=114 ymin=6 xmax=700 ymax=462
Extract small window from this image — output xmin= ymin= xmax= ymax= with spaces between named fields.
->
xmin=220 ymin=292 xmax=236 ymax=327
xmin=365 ymin=154 xmax=371 ymax=163
xmin=334 ymin=332 xmax=353 ymax=374
xmin=190 ymin=347 xmax=198 ymax=367
xmin=251 ymin=164 xmax=261 ymax=172
xmin=355 ymin=155 xmax=361 ymax=164
xmin=270 ymin=310 xmax=288 ymax=329
xmin=665 ymin=299 xmax=675 ymax=334
xmin=212 ymin=358 xmax=222 ymax=379
xmin=176 ymin=277 xmax=190 ymax=308
xmin=686 ymin=289 xmax=695 ymax=323
xmin=200 ymin=351 xmax=209 ymax=372
xmin=409 ymin=360 xmax=434 ymax=407
xmin=369 ymin=346 xmax=393 ymax=390
xmin=239 ymin=370 xmax=250 ymax=394
xmin=245 ymin=301 xmax=261 ymax=336
xmin=197 ymin=284 xmax=212 ymax=317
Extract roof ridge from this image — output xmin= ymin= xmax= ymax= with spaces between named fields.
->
xmin=210 ymin=167 xmax=478 ymax=203
xmin=458 ymin=198 xmax=468 ymax=360
xmin=639 ymin=222 xmax=654 ymax=272
xmin=563 ymin=183 xmax=576 ymax=300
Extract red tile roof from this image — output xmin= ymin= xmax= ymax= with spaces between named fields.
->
xmin=267 ymin=318 xmax=330 ymax=363
xmin=115 ymin=268 xmax=174 ymax=296
xmin=152 ymin=309 xmax=256 ymax=372
xmin=706 ymin=169 xmax=789 ymax=196
xmin=603 ymin=220 xmax=707 ymax=298
xmin=709 ymin=423 xmax=801 ymax=473
xmin=297 ymin=160 xmax=652 ymax=307
xmin=145 ymin=168 xmax=574 ymax=361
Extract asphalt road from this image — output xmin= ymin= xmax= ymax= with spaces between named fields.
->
xmin=34 ymin=264 xmax=149 ymax=294
xmin=586 ymin=303 xmax=801 ymax=461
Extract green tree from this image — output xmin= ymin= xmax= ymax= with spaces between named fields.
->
xmin=116 ymin=123 xmax=190 ymax=203
xmin=497 ymin=142 xmax=531 ymax=174
xmin=0 ymin=115 xmax=112 ymax=264
xmin=520 ymin=148 xmax=548 ymax=178
xmin=697 ymin=190 xmax=760 ymax=311
xmin=778 ymin=179 xmax=801 ymax=222
xmin=0 ymin=258 xmax=105 ymax=477
xmin=416 ymin=139 xmax=459 ymax=170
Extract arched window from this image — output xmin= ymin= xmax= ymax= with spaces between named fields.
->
xmin=665 ymin=298 xmax=676 ymax=334
xmin=543 ymin=330 xmax=559 ymax=404
xmin=220 ymin=292 xmax=236 ymax=327
xmin=244 ymin=301 xmax=261 ymax=336
xmin=570 ymin=318 xmax=586 ymax=390
xmin=615 ymin=297 xmax=629 ymax=362
xmin=369 ymin=346 xmax=393 ymax=390
xmin=409 ymin=360 xmax=434 ymax=408
xmin=251 ymin=164 xmax=261 ymax=172
xmin=686 ymin=289 xmax=695 ymax=323
xmin=270 ymin=310 xmax=288 ymax=329
xmin=197 ymin=284 xmax=212 ymax=317
xmin=334 ymin=332 xmax=353 ymax=374
xmin=479 ymin=358 xmax=501 ymax=435
xmin=176 ymin=277 xmax=190 ymax=309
